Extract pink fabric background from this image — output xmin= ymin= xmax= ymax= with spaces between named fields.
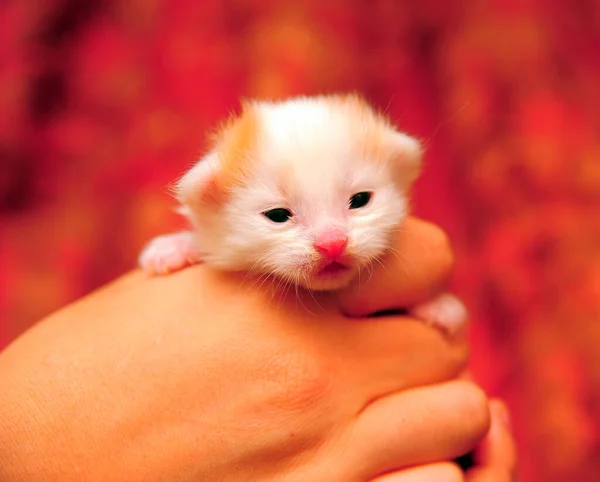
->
xmin=1 ymin=1 xmax=600 ymax=480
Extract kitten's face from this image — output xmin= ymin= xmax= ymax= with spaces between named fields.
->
xmin=201 ymin=161 xmax=410 ymax=291
xmin=178 ymin=94 xmax=421 ymax=291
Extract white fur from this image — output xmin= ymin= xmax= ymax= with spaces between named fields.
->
xmin=143 ymin=95 xmax=422 ymax=291
xmin=138 ymin=231 xmax=201 ymax=274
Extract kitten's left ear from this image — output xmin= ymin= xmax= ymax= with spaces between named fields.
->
xmin=175 ymin=150 xmax=226 ymax=210
xmin=385 ymin=130 xmax=423 ymax=191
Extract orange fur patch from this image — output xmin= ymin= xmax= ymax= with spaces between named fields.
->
xmin=207 ymin=100 xmax=259 ymax=193
xmin=198 ymin=176 xmax=226 ymax=205
xmin=196 ymin=94 xmax=419 ymax=205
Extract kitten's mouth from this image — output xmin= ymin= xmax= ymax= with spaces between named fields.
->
xmin=317 ymin=261 xmax=352 ymax=277
xmin=305 ymin=261 xmax=356 ymax=291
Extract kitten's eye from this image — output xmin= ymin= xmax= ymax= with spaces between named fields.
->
xmin=263 ymin=208 xmax=293 ymax=223
xmin=349 ymin=192 xmax=372 ymax=209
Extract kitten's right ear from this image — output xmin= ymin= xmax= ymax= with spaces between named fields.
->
xmin=177 ymin=102 xmax=258 ymax=210
xmin=385 ymin=130 xmax=423 ymax=192
xmin=175 ymin=151 xmax=225 ymax=209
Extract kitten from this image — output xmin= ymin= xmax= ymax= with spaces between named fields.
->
xmin=139 ymin=94 xmax=467 ymax=332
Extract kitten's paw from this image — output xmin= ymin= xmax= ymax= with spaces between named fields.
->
xmin=410 ymin=292 xmax=468 ymax=336
xmin=138 ymin=232 xmax=202 ymax=275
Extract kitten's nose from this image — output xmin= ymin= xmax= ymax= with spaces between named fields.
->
xmin=314 ymin=230 xmax=348 ymax=260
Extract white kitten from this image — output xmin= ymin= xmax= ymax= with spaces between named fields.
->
xmin=139 ymin=94 xmax=467 ymax=333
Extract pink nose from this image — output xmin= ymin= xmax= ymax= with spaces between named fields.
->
xmin=314 ymin=230 xmax=348 ymax=260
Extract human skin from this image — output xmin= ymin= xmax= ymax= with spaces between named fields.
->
xmin=373 ymin=400 xmax=518 ymax=481
xmin=0 ymin=217 xmax=517 ymax=481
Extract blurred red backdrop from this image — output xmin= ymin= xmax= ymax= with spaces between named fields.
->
xmin=1 ymin=1 xmax=599 ymax=480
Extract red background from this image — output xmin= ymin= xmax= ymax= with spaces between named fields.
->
xmin=1 ymin=1 xmax=599 ymax=480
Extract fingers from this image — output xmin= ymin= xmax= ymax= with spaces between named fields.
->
xmin=466 ymin=400 xmax=519 ymax=482
xmin=371 ymin=462 xmax=464 ymax=482
xmin=338 ymin=217 xmax=455 ymax=317
xmin=339 ymin=315 xmax=469 ymax=397
xmin=346 ymin=380 xmax=490 ymax=480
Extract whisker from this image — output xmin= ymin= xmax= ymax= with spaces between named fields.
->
xmin=295 ymin=274 xmax=317 ymax=316
xmin=372 ymin=255 xmax=391 ymax=276
xmin=357 ymin=258 xmax=373 ymax=288
xmin=275 ymin=277 xmax=291 ymax=313
xmin=243 ymin=253 xmax=274 ymax=291
xmin=369 ymin=260 xmax=377 ymax=283
xmin=303 ymin=272 xmax=321 ymax=314
xmin=386 ymin=247 xmax=412 ymax=277
xmin=421 ymin=100 xmax=471 ymax=150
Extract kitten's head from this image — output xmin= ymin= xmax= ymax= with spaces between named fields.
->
xmin=176 ymin=94 xmax=422 ymax=291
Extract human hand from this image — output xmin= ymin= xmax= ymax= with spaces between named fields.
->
xmin=372 ymin=399 xmax=519 ymax=481
xmin=0 ymin=217 xmax=490 ymax=482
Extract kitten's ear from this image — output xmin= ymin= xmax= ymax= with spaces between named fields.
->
xmin=175 ymin=151 xmax=226 ymax=209
xmin=176 ymin=102 xmax=258 ymax=211
xmin=385 ymin=130 xmax=423 ymax=191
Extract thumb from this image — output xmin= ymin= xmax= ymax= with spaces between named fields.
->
xmin=337 ymin=217 xmax=455 ymax=317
